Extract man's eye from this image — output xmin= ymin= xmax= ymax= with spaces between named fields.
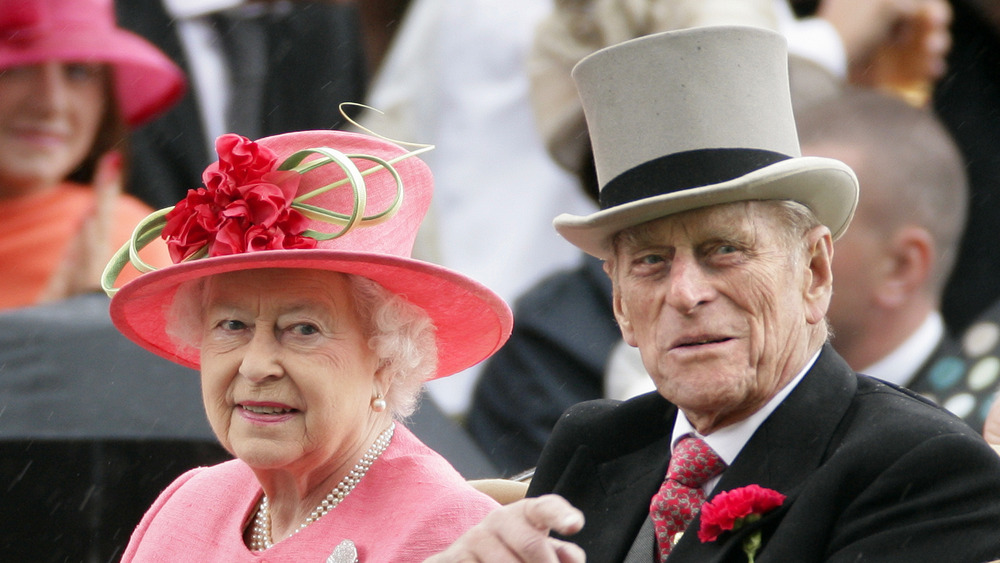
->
xmin=716 ymin=245 xmax=738 ymax=255
xmin=640 ymin=254 xmax=665 ymax=265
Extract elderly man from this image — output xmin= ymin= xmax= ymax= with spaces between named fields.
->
xmin=431 ymin=25 xmax=1000 ymax=562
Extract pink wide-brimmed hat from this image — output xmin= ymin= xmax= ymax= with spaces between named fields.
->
xmin=103 ymin=129 xmax=513 ymax=379
xmin=0 ymin=0 xmax=185 ymax=126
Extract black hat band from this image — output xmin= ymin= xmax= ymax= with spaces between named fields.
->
xmin=599 ymin=148 xmax=792 ymax=210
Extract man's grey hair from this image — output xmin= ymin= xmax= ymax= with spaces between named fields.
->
xmin=605 ymin=199 xmax=822 ymax=275
xmin=603 ymin=199 xmax=830 ymax=337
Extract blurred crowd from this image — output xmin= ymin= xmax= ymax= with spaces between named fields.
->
xmin=3 ymin=0 xmax=1000 ymax=558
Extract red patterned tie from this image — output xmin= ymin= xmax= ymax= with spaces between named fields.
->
xmin=650 ymin=435 xmax=726 ymax=560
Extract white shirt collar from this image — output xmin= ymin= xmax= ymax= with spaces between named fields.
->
xmin=671 ymin=349 xmax=820 ymax=493
xmin=860 ymin=311 xmax=944 ymax=387
xmin=163 ymin=0 xmax=244 ymax=20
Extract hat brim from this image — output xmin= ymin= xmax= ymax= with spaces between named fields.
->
xmin=0 ymin=29 xmax=185 ymax=126
xmin=553 ymin=156 xmax=858 ymax=259
xmin=109 ymin=250 xmax=513 ymax=380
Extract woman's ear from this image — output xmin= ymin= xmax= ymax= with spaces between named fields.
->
xmin=373 ymin=359 xmax=395 ymax=392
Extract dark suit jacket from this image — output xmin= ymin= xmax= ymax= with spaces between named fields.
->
xmin=467 ymin=254 xmax=618 ymax=476
xmin=115 ymin=1 xmax=367 ymax=209
xmin=527 ymin=345 xmax=1000 ymax=562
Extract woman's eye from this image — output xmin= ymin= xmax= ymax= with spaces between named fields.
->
xmin=220 ymin=319 xmax=246 ymax=331
xmin=64 ymin=63 xmax=104 ymax=83
xmin=291 ymin=323 xmax=319 ymax=336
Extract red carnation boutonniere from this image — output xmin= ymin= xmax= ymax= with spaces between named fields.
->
xmin=698 ymin=484 xmax=785 ymax=563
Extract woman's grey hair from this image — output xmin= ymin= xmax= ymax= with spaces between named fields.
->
xmin=347 ymin=275 xmax=437 ymax=419
xmin=167 ymin=271 xmax=438 ymax=420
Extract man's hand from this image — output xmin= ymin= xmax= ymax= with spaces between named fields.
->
xmin=426 ymin=495 xmax=586 ymax=562
xmin=984 ymin=393 xmax=1000 ymax=445
xmin=819 ymin=0 xmax=951 ymax=104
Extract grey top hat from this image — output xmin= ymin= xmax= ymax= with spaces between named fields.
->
xmin=553 ymin=25 xmax=859 ymax=259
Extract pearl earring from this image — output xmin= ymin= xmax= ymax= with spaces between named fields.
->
xmin=371 ymin=392 xmax=387 ymax=412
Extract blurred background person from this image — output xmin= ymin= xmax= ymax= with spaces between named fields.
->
xmin=796 ymin=86 xmax=986 ymax=426
xmin=107 ymin=129 xmax=512 ymax=560
xmin=357 ymin=0 xmax=598 ymax=417
xmin=0 ymin=0 xmax=179 ymax=309
xmin=115 ymin=0 xmax=368 ymax=209
xmin=782 ymin=0 xmax=951 ymax=106
xmin=932 ymin=0 xmax=1000 ymax=332
xmin=0 ymin=1 xmax=227 ymax=560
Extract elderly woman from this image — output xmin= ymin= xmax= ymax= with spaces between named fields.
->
xmin=103 ymin=129 xmax=512 ymax=561
xmin=0 ymin=0 xmax=179 ymax=307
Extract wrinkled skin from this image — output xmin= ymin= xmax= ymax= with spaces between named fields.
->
xmin=606 ymin=202 xmax=833 ymax=434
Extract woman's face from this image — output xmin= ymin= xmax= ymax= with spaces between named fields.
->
xmin=0 ymin=61 xmax=107 ymax=197
xmin=198 ymin=269 xmax=385 ymax=477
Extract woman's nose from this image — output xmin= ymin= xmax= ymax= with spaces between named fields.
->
xmin=32 ymin=62 xmax=72 ymax=113
xmin=238 ymin=329 xmax=284 ymax=382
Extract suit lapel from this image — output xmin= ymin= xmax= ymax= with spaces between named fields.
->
xmin=668 ymin=345 xmax=858 ymax=562
xmin=115 ymin=1 xmax=211 ymax=206
xmin=551 ymin=394 xmax=676 ymax=562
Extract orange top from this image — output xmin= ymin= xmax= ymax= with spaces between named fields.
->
xmin=0 ymin=183 xmax=172 ymax=310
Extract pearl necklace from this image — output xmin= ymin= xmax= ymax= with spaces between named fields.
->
xmin=249 ymin=423 xmax=395 ymax=551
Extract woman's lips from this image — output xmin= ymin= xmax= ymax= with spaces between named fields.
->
xmin=9 ymin=125 xmax=69 ymax=149
xmin=237 ymin=402 xmax=298 ymax=422
xmin=241 ymin=404 xmax=294 ymax=415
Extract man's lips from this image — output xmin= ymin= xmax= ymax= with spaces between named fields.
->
xmin=670 ymin=335 xmax=734 ymax=350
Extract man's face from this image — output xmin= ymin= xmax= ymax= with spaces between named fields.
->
xmin=608 ymin=201 xmax=832 ymax=433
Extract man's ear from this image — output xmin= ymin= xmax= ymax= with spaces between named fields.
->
xmin=604 ymin=260 xmax=637 ymax=346
xmin=804 ymin=225 xmax=834 ymax=325
xmin=612 ymin=289 xmax=638 ymax=346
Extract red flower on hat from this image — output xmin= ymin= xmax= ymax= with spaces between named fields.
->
xmin=698 ymin=484 xmax=785 ymax=563
xmin=163 ymin=134 xmax=317 ymax=262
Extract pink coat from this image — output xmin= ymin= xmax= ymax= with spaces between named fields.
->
xmin=121 ymin=425 xmax=499 ymax=562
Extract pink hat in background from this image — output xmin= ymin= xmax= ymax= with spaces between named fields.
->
xmin=0 ymin=0 xmax=186 ymax=126
xmin=104 ymin=129 xmax=513 ymax=380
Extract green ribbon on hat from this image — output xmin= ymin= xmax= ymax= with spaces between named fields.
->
xmin=101 ymin=143 xmax=432 ymax=297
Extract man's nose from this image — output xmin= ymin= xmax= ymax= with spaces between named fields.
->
xmin=664 ymin=255 xmax=714 ymax=314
